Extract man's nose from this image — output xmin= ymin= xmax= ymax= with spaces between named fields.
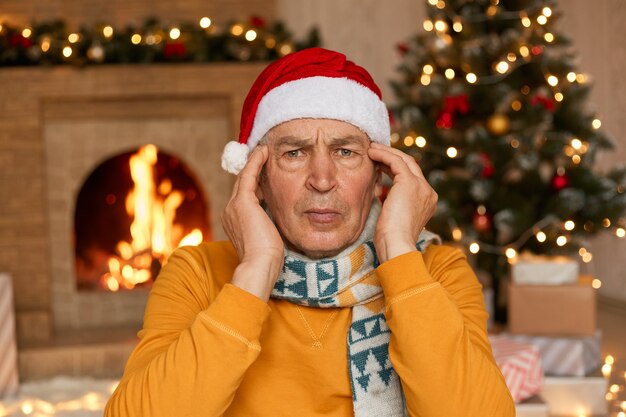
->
xmin=306 ymin=151 xmax=337 ymax=193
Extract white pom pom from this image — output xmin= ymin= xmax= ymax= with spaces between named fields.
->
xmin=221 ymin=141 xmax=250 ymax=175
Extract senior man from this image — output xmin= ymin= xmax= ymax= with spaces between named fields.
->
xmin=105 ymin=47 xmax=515 ymax=417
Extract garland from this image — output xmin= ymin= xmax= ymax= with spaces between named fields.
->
xmin=0 ymin=16 xmax=321 ymax=67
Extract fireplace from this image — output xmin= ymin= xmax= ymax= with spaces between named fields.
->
xmin=74 ymin=144 xmax=210 ymax=292
xmin=0 ymin=63 xmax=265 ymax=345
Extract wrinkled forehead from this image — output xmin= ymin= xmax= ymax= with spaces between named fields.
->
xmin=263 ymin=118 xmax=371 ymax=148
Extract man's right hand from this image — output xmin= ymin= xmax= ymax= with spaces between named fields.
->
xmin=221 ymin=145 xmax=284 ymax=302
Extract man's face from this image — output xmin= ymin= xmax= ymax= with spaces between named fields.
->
xmin=259 ymin=118 xmax=382 ymax=259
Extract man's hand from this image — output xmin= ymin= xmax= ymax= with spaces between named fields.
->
xmin=367 ymin=142 xmax=437 ymax=263
xmin=221 ymin=146 xmax=284 ymax=301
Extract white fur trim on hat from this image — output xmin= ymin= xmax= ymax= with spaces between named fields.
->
xmin=247 ymin=76 xmax=390 ymax=150
xmin=221 ymin=141 xmax=250 ymax=174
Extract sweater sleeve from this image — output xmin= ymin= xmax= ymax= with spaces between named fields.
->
xmin=104 ymin=246 xmax=271 ymax=417
xmin=376 ymin=246 xmax=515 ymax=417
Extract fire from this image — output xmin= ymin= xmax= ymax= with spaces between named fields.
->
xmin=101 ymin=144 xmax=203 ymax=291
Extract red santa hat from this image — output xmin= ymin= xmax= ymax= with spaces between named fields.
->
xmin=221 ymin=47 xmax=390 ymax=174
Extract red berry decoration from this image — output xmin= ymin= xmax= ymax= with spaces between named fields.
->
xmin=480 ymin=153 xmax=495 ymax=178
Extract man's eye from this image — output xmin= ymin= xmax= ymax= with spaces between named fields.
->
xmin=286 ymin=150 xmax=301 ymax=158
xmin=339 ymin=149 xmax=353 ymax=157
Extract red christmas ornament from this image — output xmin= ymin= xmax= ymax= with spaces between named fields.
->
xmin=473 ymin=212 xmax=492 ymax=232
xmin=163 ymin=42 xmax=187 ymax=59
xmin=9 ymin=33 xmax=32 ymax=49
xmin=396 ymin=42 xmax=409 ymax=56
xmin=531 ymin=46 xmax=544 ymax=56
xmin=530 ymin=94 xmax=555 ymax=112
xmin=250 ymin=15 xmax=267 ymax=28
xmin=479 ymin=153 xmax=495 ymax=178
xmin=436 ymin=94 xmax=470 ymax=129
xmin=551 ymin=173 xmax=569 ymax=190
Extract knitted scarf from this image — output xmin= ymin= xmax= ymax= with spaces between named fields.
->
xmin=271 ymin=201 xmax=440 ymax=416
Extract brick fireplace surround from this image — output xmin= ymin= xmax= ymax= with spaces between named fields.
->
xmin=0 ymin=63 xmax=265 ymax=379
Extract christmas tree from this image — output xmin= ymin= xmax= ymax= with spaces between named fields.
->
xmin=391 ymin=0 xmax=626 ymax=311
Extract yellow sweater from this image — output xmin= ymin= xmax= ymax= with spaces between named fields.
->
xmin=105 ymin=241 xmax=515 ymax=417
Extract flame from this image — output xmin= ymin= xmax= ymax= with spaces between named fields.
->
xmin=100 ymin=145 xmax=203 ymax=291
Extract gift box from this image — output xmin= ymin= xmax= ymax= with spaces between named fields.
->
xmin=515 ymin=395 xmax=549 ymax=417
xmin=489 ymin=335 xmax=543 ymax=403
xmin=508 ymin=276 xmax=596 ymax=337
xmin=539 ymin=369 xmax=608 ymax=416
xmin=511 ymin=253 xmax=579 ymax=285
xmin=505 ymin=330 xmax=601 ymax=377
xmin=0 ymin=273 xmax=19 ymax=398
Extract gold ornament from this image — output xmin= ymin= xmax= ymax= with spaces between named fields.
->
xmin=486 ymin=113 xmax=510 ymax=136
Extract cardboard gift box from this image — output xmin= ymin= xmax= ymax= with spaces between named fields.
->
xmin=511 ymin=253 xmax=579 ymax=285
xmin=489 ymin=335 xmax=543 ymax=403
xmin=539 ymin=370 xmax=608 ymax=416
xmin=506 ymin=330 xmax=601 ymax=377
xmin=0 ymin=273 xmax=19 ymax=398
xmin=515 ymin=396 xmax=549 ymax=417
xmin=508 ymin=276 xmax=596 ymax=337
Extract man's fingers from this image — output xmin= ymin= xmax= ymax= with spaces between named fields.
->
xmin=368 ymin=144 xmax=416 ymax=179
xmin=231 ymin=146 xmax=269 ymax=197
xmin=369 ymin=142 xmax=424 ymax=178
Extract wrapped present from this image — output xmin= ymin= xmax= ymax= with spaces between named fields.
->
xmin=511 ymin=253 xmax=578 ymax=285
xmin=508 ymin=276 xmax=596 ymax=337
xmin=489 ymin=335 xmax=543 ymax=403
xmin=506 ymin=330 xmax=601 ymax=377
xmin=540 ymin=369 xmax=608 ymax=416
xmin=0 ymin=273 xmax=19 ymax=398
xmin=515 ymin=395 xmax=549 ymax=417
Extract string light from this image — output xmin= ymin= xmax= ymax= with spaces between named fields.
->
xmin=582 ymin=252 xmax=593 ymax=263
xmin=572 ymin=154 xmax=581 ymax=164
xmin=554 ymin=92 xmax=563 ymax=102
xmin=576 ymin=73 xmax=587 ymax=83
xmin=617 ymin=227 xmax=626 ymax=238
xmin=507 ymin=52 xmax=517 ymax=62
xmin=466 ymin=73 xmax=477 ymax=83
xmin=62 ymin=46 xmax=73 ymax=58
xmin=592 ymin=118 xmax=602 ymax=129
xmin=245 ymin=29 xmax=257 ymax=41
xmin=452 ymin=227 xmax=463 ymax=241
xmin=544 ymin=33 xmax=554 ymax=42
xmin=131 ymin=34 xmax=141 ymax=44
xmin=567 ymin=72 xmax=577 ymax=82
xmin=453 ymin=19 xmax=463 ymax=32
xmin=496 ymin=61 xmax=509 ymax=74
xmin=445 ymin=68 xmax=455 ymax=79
xmin=169 ymin=27 xmax=181 ymax=40
xmin=41 ymin=38 xmax=51 ymax=52
xmin=469 ymin=242 xmax=480 ymax=253
xmin=231 ymin=24 xmax=244 ymax=36
xmin=415 ymin=136 xmax=427 ymax=147
xmin=424 ymin=20 xmax=434 ymax=31
xmin=420 ymin=74 xmax=431 ymax=85
xmin=22 ymin=28 xmax=32 ymax=38
xmin=423 ymin=64 xmax=434 ymax=74
xmin=505 ymin=248 xmax=517 ymax=259
xmin=571 ymin=138 xmax=582 ymax=150
xmin=537 ymin=15 xmax=548 ymax=25
xmin=434 ymin=20 xmax=448 ymax=32
xmin=403 ymin=135 xmax=414 ymax=147
xmin=592 ymin=279 xmax=602 ymax=289
xmin=521 ymin=15 xmax=531 ymax=27
xmin=428 ymin=0 xmax=438 ymax=5
xmin=446 ymin=147 xmax=458 ymax=158
xmin=511 ymin=100 xmax=522 ymax=111
xmin=103 ymin=25 xmax=114 ymax=38
xmin=436 ymin=1 xmax=446 ymax=9
xmin=564 ymin=220 xmax=575 ymax=231
xmin=547 ymin=75 xmax=558 ymax=86
xmin=556 ymin=235 xmax=567 ymax=246
xmin=199 ymin=17 xmax=212 ymax=28
xmin=542 ymin=7 xmax=553 ymax=17
xmin=536 ymin=231 xmax=547 ymax=242
xmin=68 ymin=33 xmax=80 ymax=43
xmin=519 ymin=46 xmax=530 ymax=57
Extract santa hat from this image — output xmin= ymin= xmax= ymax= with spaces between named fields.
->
xmin=221 ymin=47 xmax=390 ymax=174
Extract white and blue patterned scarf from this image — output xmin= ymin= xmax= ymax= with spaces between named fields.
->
xmin=271 ymin=201 xmax=440 ymax=416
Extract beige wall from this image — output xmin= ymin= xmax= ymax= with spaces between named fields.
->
xmin=277 ymin=0 xmax=626 ymax=301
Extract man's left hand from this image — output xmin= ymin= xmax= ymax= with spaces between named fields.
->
xmin=367 ymin=142 xmax=438 ymax=263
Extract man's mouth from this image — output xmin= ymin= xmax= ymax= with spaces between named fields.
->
xmin=304 ymin=209 xmax=340 ymax=224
